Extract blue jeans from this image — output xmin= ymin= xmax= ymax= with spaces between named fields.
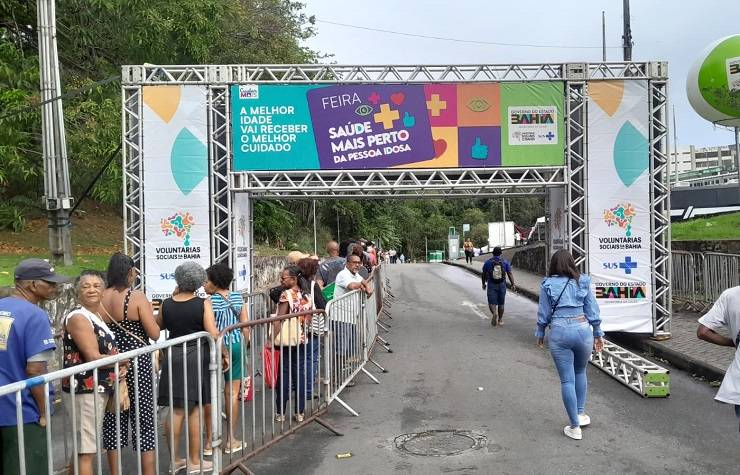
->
xmin=548 ymin=318 xmax=594 ymax=427
xmin=276 ymin=345 xmax=308 ymax=415
xmin=306 ymin=334 xmax=321 ymax=398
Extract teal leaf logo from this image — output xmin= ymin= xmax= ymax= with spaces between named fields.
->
xmin=613 ymin=121 xmax=648 ymax=187
xmin=170 ymin=128 xmax=207 ymax=195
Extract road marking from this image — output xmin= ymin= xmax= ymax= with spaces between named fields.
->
xmin=461 ymin=301 xmax=489 ymax=320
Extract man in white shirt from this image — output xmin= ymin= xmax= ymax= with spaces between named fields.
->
xmin=334 ymin=255 xmax=372 ymax=300
xmin=697 ymin=286 xmax=740 ymax=431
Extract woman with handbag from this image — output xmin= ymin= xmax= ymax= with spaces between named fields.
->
xmin=99 ymin=252 xmax=160 ymax=475
xmin=535 ymin=249 xmax=605 ymax=441
xmin=62 ymin=270 xmax=124 ymax=475
xmin=297 ymin=257 xmax=327 ymax=401
xmin=203 ymin=263 xmax=249 ymax=455
xmin=273 ymin=266 xmax=314 ymax=423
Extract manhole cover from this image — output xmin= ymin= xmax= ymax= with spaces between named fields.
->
xmin=394 ymin=430 xmax=486 ymax=457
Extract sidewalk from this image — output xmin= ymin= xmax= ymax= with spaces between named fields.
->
xmin=445 ymin=257 xmax=734 ymax=383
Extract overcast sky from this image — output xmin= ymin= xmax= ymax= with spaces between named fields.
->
xmin=304 ymin=0 xmax=739 ymax=149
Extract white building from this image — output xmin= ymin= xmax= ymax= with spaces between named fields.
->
xmin=670 ymin=144 xmax=738 ymax=187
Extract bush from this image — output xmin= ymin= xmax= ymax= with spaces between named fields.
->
xmin=0 ymin=203 xmax=26 ymax=232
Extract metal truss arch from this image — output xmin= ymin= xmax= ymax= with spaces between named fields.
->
xmin=230 ymin=167 xmax=566 ymax=199
xmin=122 ymin=62 xmax=667 ymax=85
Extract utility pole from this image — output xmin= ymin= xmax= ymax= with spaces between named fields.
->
xmin=622 ymin=0 xmax=633 ymax=61
xmin=37 ymin=0 xmax=73 ymax=265
xmin=312 ymin=200 xmax=317 ymax=255
xmin=672 ymin=105 xmax=679 ymax=184
xmin=735 ymin=127 xmax=740 ymax=194
xmin=602 ymin=11 xmax=607 ymax=61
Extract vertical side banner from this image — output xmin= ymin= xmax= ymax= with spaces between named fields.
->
xmin=232 ymin=193 xmax=251 ymax=292
xmin=547 ymin=187 xmax=567 ymax=257
xmin=587 ymin=81 xmax=652 ymax=332
xmin=142 ymin=85 xmax=211 ymax=302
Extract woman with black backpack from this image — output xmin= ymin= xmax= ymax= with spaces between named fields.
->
xmin=297 ymin=257 xmax=326 ymax=401
xmin=535 ymin=249 xmax=605 ymax=441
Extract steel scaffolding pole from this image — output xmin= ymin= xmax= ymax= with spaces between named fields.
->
xmin=37 ymin=0 xmax=73 ymax=265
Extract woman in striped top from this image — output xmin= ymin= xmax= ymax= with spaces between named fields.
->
xmin=204 ymin=263 xmax=249 ymax=454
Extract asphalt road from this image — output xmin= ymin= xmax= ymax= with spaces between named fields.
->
xmin=248 ymin=263 xmax=739 ymax=475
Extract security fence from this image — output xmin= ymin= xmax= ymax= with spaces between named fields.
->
xmin=0 ymin=264 xmax=393 ymax=475
xmin=671 ymin=251 xmax=740 ymax=311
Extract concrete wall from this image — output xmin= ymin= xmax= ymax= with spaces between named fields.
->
xmin=672 ymin=240 xmax=740 ymax=254
xmin=506 ymin=243 xmax=547 ymax=276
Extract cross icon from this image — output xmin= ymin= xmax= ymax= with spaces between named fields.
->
xmin=545 ymin=131 xmax=555 ymax=141
xmin=368 ymin=92 xmax=381 ymax=105
xmin=619 ymin=256 xmax=637 ymax=275
xmin=373 ymin=103 xmax=400 ymax=130
xmin=426 ymin=94 xmax=447 ymax=117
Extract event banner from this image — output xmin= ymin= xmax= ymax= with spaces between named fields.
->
xmin=232 ymin=193 xmax=251 ymax=292
xmin=142 ymin=85 xmax=211 ymax=302
xmin=587 ymin=80 xmax=652 ymax=333
xmin=547 ymin=187 xmax=567 ymax=257
xmin=231 ymin=82 xmax=564 ymax=171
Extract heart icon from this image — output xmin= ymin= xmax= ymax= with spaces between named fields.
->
xmin=390 ymin=92 xmax=405 ymax=105
xmin=433 ymin=139 xmax=447 ymax=158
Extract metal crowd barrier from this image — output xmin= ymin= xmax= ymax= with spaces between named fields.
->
xmin=0 ymin=332 xmax=219 ymax=475
xmin=1 ymin=264 xmax=396 ymax=475
xmin=671 ymin=250 xmax=739 ymax=311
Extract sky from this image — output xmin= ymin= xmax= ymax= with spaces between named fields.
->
xmin=303 ymin=0 xmax=739 ymax=149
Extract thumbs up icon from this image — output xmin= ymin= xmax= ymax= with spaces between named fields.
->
xmin=471 ymin=137 xmax=488 ymax=160
xmin=403 ymin=112 xmax=415 ymax=128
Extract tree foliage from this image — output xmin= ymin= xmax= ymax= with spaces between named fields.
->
xmin=0 ymin=0 xmax=318 ymax=228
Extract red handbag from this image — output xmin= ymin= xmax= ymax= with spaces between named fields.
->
xmin=262 ymin=345 xmax=280 ymax=389
xmin=240 ymin=376 xmax=254 ymax=402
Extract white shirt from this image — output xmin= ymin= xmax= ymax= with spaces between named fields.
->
xmin=698 ymin=286 xmax=740 ymax=405
xmin=334 ymin=267 xmax=364 ymax=299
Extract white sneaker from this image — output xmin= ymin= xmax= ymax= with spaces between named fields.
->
xmin=564 ymin=425 xmax=582 ymax=440
xmin=578 ymin=414 xmax=591 ymax=427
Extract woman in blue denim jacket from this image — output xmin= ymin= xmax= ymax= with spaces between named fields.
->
xmin=536 ymin=249 xmax=605 ymax=440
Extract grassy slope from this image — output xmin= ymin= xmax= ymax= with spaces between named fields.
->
xmin=671 ymin=212 xmax=740 ymax=241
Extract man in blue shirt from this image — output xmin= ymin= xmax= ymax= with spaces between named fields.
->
xmin=0 ymin=258 xmax=68 ymax=475
xmin=481 ymin=247 xmax=516 ymax=326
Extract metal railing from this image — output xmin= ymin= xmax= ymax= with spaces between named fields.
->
xmin=0 ymin=264 xmax=394 ymax=475
xmin=0 ymin=332 xmax=219 ymax=475
xmin=671 ymin=250 xmax=740 ymax=311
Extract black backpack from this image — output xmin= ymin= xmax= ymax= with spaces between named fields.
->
xmin=489 ymin=260 xmax=505 ymax=283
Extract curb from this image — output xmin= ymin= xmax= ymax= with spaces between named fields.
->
xmin=444 ymin=260 xmax=727 ymax=382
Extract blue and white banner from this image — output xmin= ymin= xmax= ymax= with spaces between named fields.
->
xmin=232 ymin=193 xmax=251 ymax=292
xmin=142 ymin=85 xmax=211 ymax=302
xmin=587 ymin=80 xmax=652 ymax=333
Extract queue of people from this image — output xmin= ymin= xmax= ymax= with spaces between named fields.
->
xmin=0 ymin=240 xmax=381 ymax=474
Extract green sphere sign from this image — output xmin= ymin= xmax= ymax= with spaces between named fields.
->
xmin=687 ymin=35 xmax=740 ymax=127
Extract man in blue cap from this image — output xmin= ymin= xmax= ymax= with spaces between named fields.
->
xmin=482 ymin=247 xmax=516 ymax=326
xmin=0 ymin=258 xmax=69 ymax=475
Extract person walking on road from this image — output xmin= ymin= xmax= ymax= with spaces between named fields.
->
xmin=535 ymin=249 xmax=604 ymax=441
xmin=481 ymin=246 xmax=516 ymax=326
xmin=463 ymin=238 xmax=474 ymax=264
xmin=696 ymin=285 xmax=740 ymax=431
xmin=0 ymin=259 xmax=68 ymax=475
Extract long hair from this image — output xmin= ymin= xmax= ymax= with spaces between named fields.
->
xmin=548 ymin=249 xmax=581 ymax=280
xmin=284 ymin=265 xmax=311 ymax=297
xmin=106 ymin=252 xmax=135 ymax=289
xmin=297 ymin=257 xmax=319 ymax=281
